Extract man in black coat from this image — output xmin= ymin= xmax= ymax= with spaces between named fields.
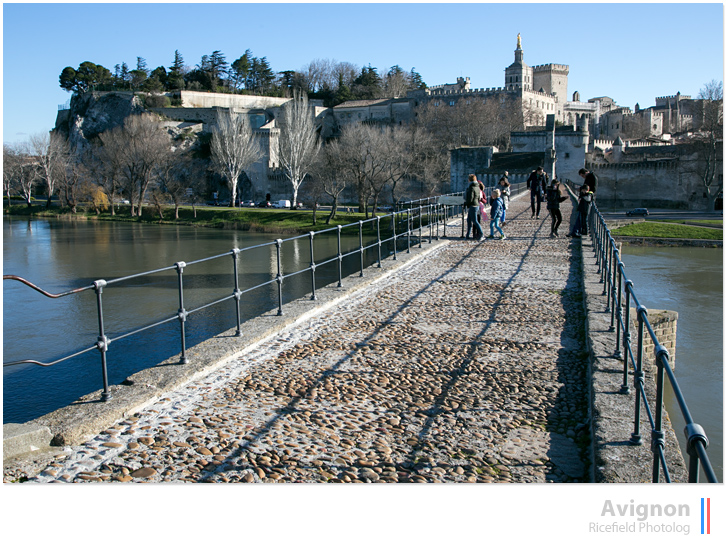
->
xmin=578 ymin=168 xmax=598 ymax=196
xmin=526 ymin=166 xmax=548 ymax=219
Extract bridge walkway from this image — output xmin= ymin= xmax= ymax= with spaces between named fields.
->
xmin=22 ymin=193 xmax=592 ymax=483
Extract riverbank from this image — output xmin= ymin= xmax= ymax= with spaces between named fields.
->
xmin=3 ymin=204 xmax=375 ymax=235
xmin=608 ymin=220 xmax=723 ymax=247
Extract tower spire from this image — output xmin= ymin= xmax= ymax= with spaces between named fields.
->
xmin=514 ymin=33 xmax=524 ymax=64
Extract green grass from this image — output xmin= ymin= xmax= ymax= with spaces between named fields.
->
xmin=4 ymin=204 xmax=384 ymax=234
xmin=665 ymin=219 xmax=723 ymax=228
xmin=611 ymin=221 xmax=723 ymax=240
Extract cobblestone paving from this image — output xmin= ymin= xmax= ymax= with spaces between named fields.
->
xmin=15 ymin=195 xmax=591 ymax=483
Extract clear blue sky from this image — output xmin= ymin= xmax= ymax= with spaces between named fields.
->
xmin=2 ymin=1 xmax=724 ymax=146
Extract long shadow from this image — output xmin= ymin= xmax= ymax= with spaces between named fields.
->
xmin=195 ymin=233 xmax=485 ymax=481
xmin=196 ymin=199 xmax=590 ymax=483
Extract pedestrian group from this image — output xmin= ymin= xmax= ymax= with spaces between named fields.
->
xmin=464 ymin=167 xmax=597 ymax=241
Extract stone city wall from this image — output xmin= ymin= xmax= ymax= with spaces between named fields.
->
xmin=588 ymin=159 xmax=711 ymax=210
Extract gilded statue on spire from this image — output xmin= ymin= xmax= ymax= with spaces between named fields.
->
xmin=517 ymin=33 xmax=521 ymax=49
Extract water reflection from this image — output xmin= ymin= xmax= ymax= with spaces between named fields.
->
xmin=3 ymin=217 xmax=405 ymax=423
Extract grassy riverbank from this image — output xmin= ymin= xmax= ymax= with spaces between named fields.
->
xmin=611 ymin=221 xmax=723 ymax=240
xmin=4 ymin=204 xmax=378 ymax=235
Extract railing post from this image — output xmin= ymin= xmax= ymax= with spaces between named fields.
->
xmin=594 ymin=212 xmax=602 ymax=273
xmin=652 ymin=344 xmax=670 ymax=483
xmin=442 ymin=204 xmax=447 ymax=239
xmin=358 ymin=220 xmax=364 ymax=277
xmin=376 ymin=216 xmax=382 ymax=268
xmin=621 ymin=280 xmax=633 ymax=394
xmin=630 ymin=305 xmax=647 ymax=445
xmin=337 ymin=225 xmax=343 ymax=287
xmin=428 ymin=204 xmax=433 ymax=243
xmin=461 ymin=203 xmax=465 ymax=239
xmin=275 ymin=239 xmax=284 ymax=315
xmin=174 ymin=262 xmax=189 ymax=364
xmin=309 ymin=231 xmax=317 ymax=300
xmin=93 ymin=279 xmax=111 ymax=401
xmin=613 ymin=258 xmax=624 ymax=353
xmin=407 ymin=209 xmax=411 ymax=253
xmin=231 ymin=249 xmax=242 ymax=337
xmin=604 ymin=233 xmax=612 ymax=306
xmin=418 ymin=205 xmax=423 ymax=248
xmin=392 ymin=214 xmax=398 ymax=261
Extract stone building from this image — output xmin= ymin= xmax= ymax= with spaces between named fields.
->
xmin=449 ymin=115 xmax=589 ymax=192
xmin=414 ymin=34 xmax=565 ymax=128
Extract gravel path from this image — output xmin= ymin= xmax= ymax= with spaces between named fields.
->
xmin=10 ymin=194 xmax=591 ymax=483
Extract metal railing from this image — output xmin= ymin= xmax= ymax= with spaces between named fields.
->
xmin=4 ymin=202 xmax=463 ymax=403
xmin=588 ymin=203 xmax=718 ymax=483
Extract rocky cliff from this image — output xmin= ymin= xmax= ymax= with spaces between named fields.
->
xmin=54 ymin=91 xmax=146 ymax=148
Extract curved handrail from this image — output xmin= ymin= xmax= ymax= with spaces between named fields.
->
xmin=3 ymin=275 xmax=94 ymax=298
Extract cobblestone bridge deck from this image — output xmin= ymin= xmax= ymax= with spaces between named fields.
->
xmin=7 ymin=194 xmax=595 ymax=483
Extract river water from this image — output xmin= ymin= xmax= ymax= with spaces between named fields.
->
xmin=620 ymin=244 xmax=723 ymax=482
xmin=3 ymin=217 xmax=402 ymax=424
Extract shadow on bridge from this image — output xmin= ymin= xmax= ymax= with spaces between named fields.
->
xmin=196 ymin=198 xmax=591 ymax=483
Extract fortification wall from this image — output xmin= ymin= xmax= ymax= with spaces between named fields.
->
xmin=450 ymin=147 xmax=498 ymax=192
xmin=179 ymin=91 xmax=291 ymax=110
xmin=588 ymin=158 xmax=711 ymax=210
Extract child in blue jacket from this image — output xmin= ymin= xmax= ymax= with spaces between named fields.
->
xmin=488 ymin=189 xmax=506 ymax=240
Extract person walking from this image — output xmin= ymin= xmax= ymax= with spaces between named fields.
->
xmin=464 ymin=174 xmax=484 ymax=241
xmin=498 ymin=172 xmax=510 ymax=226
xmin=487 ymin=189 xmax=506 ymax=240
xmin=527 ymin=166 xmax=548 ymax=219
xmin=546 ymin=179 xmax=567 ymax=238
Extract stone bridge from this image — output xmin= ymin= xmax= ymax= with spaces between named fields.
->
xmin=3 ymin=192 xmax=686 ymax=483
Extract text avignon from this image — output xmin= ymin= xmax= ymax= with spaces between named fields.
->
xmin=601 ymin=500 xmax=690 ymax=522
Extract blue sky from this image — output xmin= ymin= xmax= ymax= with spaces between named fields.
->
xmin=2 ymin=1 xmax=724 ymax=146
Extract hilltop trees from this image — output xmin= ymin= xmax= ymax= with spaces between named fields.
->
xmin=59 ymin=61 xmax=113 ymax=92
xmin=58 ymin=50 xmax=428 ymax=106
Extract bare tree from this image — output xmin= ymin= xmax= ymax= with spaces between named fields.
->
xmin=11 ymin=142 xmax=41 ymax=207
xmin=210 ymin=108 xmax=261 ymax=208
xmin=277 ymin=91 xmax=321 ymax=209
xmin=335 ymin=124 xmax=384 ymax=217
xmin=154 ymin=149 xmax=203 ymax=219
xmin=311 ymin=141 xmax=348 ymax=224
xmin=122 ymin=114 xmax=171 ymax=217
xmin=56 ymin=144 xmax=87 ymax=214
xmin=694 ymin=80 xmax=723 ymax=210
xmin=29 ymin=132 xmax=67 ymax=208
xmin=89 ymin=133 xmax=124 ymax=215
xmin=3 ymin=145 xmax=20 ymax=203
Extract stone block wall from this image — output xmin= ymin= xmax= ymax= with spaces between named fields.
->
xmin=589 ymin=159 xmax=710 ymax=210
xmin=449 ymin=147 xmax=497 ymax=192
xmin=630 ymin=308 xmax=678 ymax=369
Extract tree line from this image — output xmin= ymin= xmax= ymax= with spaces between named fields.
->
xmin=59 ymin=49 xmax=427 ymax=106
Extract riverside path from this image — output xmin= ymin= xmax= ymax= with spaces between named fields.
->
xmin=7 ymin=193 xmax=592 ymax=483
